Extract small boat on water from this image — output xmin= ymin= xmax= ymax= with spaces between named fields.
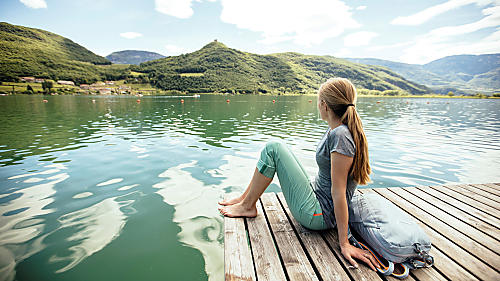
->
xmin=193 ymin=94 xmax=200 ymax=98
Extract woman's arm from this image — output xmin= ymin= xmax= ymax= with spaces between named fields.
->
xmin=331 ymin=152 xmax=376 ymax=270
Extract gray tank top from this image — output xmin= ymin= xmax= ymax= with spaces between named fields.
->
xmin=313 ymin=124 xmax=357 ymax=228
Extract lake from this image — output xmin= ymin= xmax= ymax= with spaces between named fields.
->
xmin=0 ymin=94 xmax=499 ymax=281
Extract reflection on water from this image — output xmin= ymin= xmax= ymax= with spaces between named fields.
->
xmin=152 ymin=154 xmax=260 ymax=281
xmin=153 ymin=161 xmax=223 ymax=281
xmin=49 ymin=197 xmax=132 ymax=273
xmin=0 ymin=95 xmax=499 ymax=281
xmin=1 ymin=164 xmax=68 ymax=279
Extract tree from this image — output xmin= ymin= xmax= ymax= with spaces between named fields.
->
xmin=447 ymin=91 xmax=454 ymax=97
xmin=26 ymin=84 xmax=35 ymax=94
xmin=42 ymin=81 xmax=53 ymax=93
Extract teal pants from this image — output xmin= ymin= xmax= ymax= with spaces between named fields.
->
xmin=257 ymin=141 xmax=328 ymax=230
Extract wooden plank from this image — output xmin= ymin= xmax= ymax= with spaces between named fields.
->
xmin=322 ymin=229 xmax=384 ymax=281
xmin=403 ymin=186 xmax=499 ymax=237
xmin=429 ymin=185 xmax=500 ymax=219
xmin=414 ymin=185 xmax=500 ymax=229
xmin=471 ymin=183 xmax=500 ymax=197
xmin=410 ymin=265 xmax=448 ymax=281
xmin=386 ymin=273 xmax=417 ymax=281
xmin=460 ymin=184 xmax=500 ymax=202
xmin=225 ymin=185 xmax=500 ymax=281
xmin=277 ymin=193 xmax=351 ymax=281
xmin=369 ymin=188 xmax=500 ymax=280
xmin=246 ymin=199 xmax=287 ymax=281
xmin=389 ymin=187 xmax=500 ymax=254
xmin=225 ymin=215 xmax=256 ymax=281
xmin=483 ymin=182 xmax=500 ymax=190
xmin=443 ymin=184 xmax=500 ymax=210
xmin=260 ymin=193 xmax=319 ymax=281
xmin=425 ymin=247 xmax=479 ymax=281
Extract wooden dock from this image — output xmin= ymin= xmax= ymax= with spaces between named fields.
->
xmin=224 ymin=183 xmax=500 ymax=281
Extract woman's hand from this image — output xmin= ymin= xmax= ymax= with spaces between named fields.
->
xmin=341 ymin=243 xmax=378 ymax=271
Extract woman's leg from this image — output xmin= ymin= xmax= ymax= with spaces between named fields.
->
xmin=219 ymin=141 xmax=326 ymax=230
xmin=218 ymin=171 xmax=260 ymax=206
xmin=218 ymin=167 xmax=272 ymax=217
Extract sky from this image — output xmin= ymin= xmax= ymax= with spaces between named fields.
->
xmin=1 ymin=0 xmax=499 ymax=64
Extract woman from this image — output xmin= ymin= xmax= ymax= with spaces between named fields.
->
xmin=218 ymin=78 xmax=376 ymax=271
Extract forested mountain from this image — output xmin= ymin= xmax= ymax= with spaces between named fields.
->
xmin=346 ymin=54 xmax=500 ymax=94
xmin=0 ymin=22 xmax=129 ymax=83
xmin=135 ymin=41 xmax=430 ymax=94
xmin=106 ymin=50 xmax=165 ymax=65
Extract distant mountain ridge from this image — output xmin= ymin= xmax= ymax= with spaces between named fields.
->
xmin=106 ymin=50 xmax=165 ymax=65
xmin=346 ymin=54 xmax=500 ymax=94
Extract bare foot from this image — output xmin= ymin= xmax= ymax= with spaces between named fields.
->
xmin=218 ymin=196 xmax=243 ymax=206
xmin=218 ymin=202 xmax=257 ymax=218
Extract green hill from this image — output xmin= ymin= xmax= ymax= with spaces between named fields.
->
xmin=0 ymin=22 xmax=129 ymax=84
xmin=135 ymin=41 xmax=430 ymax=95
xmin=106 ymin=50 xmax=165 ymax=65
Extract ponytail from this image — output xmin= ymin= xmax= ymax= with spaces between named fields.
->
xmin=319 ymin=78 xmax=371 ymax=185
xmin=340 ymin=106 xmax=371 ymax=185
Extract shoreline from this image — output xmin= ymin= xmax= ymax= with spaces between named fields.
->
xmin=2 ymin=92 xmax=499 ymax=99
xmin=3 ymin=80 xmax=498 ymax=99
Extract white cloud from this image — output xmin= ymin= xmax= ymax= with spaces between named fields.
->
xmin=120 ymin=32 xmax=143 ymax=39
xmin=20 ymin=0 xmax=47 ymax=9
xmin=155 ymin=0 xmax=193 ymax=19
xmin=427 ymin=5 xmax=500 ymax=37
xmin=155 ymin=0 xmax=216 ymax=19
xmin=391 ymin=0 xmax=496 ymax=26
xmin=344 ymin=31 xmax=378 ymax=47
xmin=165 ymin=44 xmax=187 ymax=55
xmin=219 ymin=0 xmax=360 ymax=46
xmin=356 ymin=6 xmax=367 ymax=10
xmin=400 ymin=6 xmax=500 ymax=63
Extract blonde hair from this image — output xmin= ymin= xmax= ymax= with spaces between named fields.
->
xmin=319 ymin=78 xmax=371 ymax=185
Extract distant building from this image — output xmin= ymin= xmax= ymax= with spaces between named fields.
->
xmin=105 ymin=81 xmax=114 ymax=85
xmin=20 ymin=77 xmax=35 ymax=82
xmin=99 ymin=88 xmax=111 ymax=95
xmin=57 ymin=80 xmax=75 ymax=86
xmin=35 ymin=78 xmax=45 ymax=83
xmin=92 ymin=82 xmax=105 ymax=87
xmin=80 ymin=84 xmax=90 ymax=90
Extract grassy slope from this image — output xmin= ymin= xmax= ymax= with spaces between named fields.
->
xmin=273 ymin=53 xmax=429 ymax=94
xmin=137 ymin=42 xmax=430 ymax=95
xmin=137 ymin=42 xmax=297 ymax=93
xmin=0 ymin=22 xmax=129 ymax=84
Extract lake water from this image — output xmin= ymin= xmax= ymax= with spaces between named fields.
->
xmin=0 ymin=95 xmax=499 ymax=281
